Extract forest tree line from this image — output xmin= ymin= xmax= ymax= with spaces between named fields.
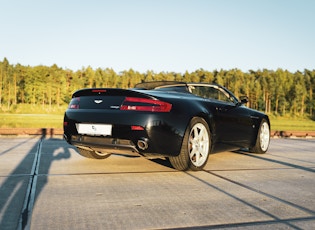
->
xmin=1 ymin=58 xmax=315 ymax=117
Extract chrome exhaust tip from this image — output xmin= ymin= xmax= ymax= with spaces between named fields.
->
xmin=137 ymin=138 xmax=148 ymax=150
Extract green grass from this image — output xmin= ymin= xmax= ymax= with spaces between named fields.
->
xmin=0 ymin=114 xmax=64 ymax=128
xmin=0 ymin=104 xmax=67 ymax=128
xmin=1 ymin=112 xmax=315 ymax=131
xmin=1 ymin=103 xmax=68 ymax=114
xmin=269 ymin=116 xmax=315 ymax=131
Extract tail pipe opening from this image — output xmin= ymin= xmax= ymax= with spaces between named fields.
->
xmin=137 ymin=138 xmax=149 ymax=150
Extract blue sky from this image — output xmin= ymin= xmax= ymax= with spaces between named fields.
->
xmin=1 ymin=0 xmax=314 ymax=73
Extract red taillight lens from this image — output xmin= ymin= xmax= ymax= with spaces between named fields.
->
xmin=120 ymin=97 xmax=172 ymax=112
xmin=69 ymin=104 xmax=79 ymax=109
xmin=68 ymin=97 xmax=80 ymax=109
xmin=131 ymin=125 xmax=145 ymax=130
xmin=92 ymin=89 xmax=106 ymax=93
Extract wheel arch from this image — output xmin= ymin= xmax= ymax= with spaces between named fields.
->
xmin=168 ymin=115 xmax=212 ymax=171
xmin=249 ymin=115 xmax=271 ymax=153
xmin=194 ymin=112 xmax=215 ymax=135
xmin=185 ymin=110 xmax=216 ymax=152
xmin=249 ymin=115 xmax=271 ymax=150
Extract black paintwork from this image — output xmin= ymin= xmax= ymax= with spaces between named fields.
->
xmin=63 ymin=82 xmax=269 ymax=157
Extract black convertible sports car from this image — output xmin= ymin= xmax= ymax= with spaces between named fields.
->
xmin=63 ymin=81 xmax=270 ymax=171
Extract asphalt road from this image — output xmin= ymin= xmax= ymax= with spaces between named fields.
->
xmin=0 ymin=136 xmax=315 ymax=230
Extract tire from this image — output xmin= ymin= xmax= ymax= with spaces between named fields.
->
xmin=249 ymin=119 xmax=270 ymax=154
xmin=77 ymin=148 xmax=111 ymax=159
xmin=169 ymin=117 xmax=211 ymax=171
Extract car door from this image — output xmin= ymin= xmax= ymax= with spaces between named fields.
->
xmin=190 ymin=84 xmax=254 ymax=146
xmin=213 ymin=100 xmax=254 ymax=145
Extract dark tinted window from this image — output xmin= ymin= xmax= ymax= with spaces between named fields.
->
xmin=190 ymin=85 xmax=233 ymax=103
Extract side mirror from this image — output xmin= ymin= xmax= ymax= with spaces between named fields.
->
xmin=239 ymin=96 xmax=249 ymax=104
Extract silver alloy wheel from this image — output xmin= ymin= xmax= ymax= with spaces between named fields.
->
xmin=260 ymin=121 xmax=270 ymax=152
xmin=188 ymin=123 xmax=210 ymax=167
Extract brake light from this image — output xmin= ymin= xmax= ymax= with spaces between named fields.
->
xmin=92 ymin=89 xmax=106 ymax=93
xmin=68 ymin=97 xmax=80 ymax=109
xmin=120 ymin=97 xmax=172 ymax=112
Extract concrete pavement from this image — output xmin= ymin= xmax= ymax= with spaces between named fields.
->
xmin=0 ymin=136 xmax=314 ymax=229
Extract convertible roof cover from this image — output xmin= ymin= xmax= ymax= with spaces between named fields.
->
xmin=134 ymin=81 xmax=187 ymax=90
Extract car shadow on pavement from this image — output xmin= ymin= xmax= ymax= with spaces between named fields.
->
xmin=233 ymin=149 xmax=315 ymax=173
xmin=0 ymin=129 xmax=71 ymax=230
xmin=149 ymin=158 xmax=174 ymax=169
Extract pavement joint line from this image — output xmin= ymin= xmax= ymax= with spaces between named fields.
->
xmin=17 ymin=138 xmax=43 ymax=230
xmin=0 ymin=174 xmax=32 ymax=177
xmin=35 ymin=170 xmax=179 ymax=176
xmin=30 ymin=166 xmax=303 ymax=177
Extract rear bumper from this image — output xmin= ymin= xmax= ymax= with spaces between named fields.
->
xmin=65 ymin=134 xmax=140 ymax=156
xmin=63 ymin=111 xmax=188 ymax=157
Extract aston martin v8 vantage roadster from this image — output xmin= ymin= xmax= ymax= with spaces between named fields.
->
xmin=63 ymin=81 xmax=270 ymax=171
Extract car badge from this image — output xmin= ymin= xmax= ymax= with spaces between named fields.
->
xmin=94 ymin=100 xmax=103 ymax=104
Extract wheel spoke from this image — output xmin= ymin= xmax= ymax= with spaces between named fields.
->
xmin=189 ymin=122 xmax=210 ymax=167
xmin=198 ymin=127 xmax=205 ymax=139
xmin=194 ymin=127 xmax=199 ymax=139
xmin=189 ymin=150 xmax=196 ymax=161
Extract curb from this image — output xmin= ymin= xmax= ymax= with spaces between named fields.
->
xmin=271 ymin=130 xmax=315 ymax=138
xmin=0 ymin=128 xmax=314 ymax=138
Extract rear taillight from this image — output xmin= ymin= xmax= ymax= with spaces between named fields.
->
xmin=120 ymin=97 xmax=172 ymax=112
xmin=131 ymin=125 xmax=145 ymax=130
xmin=68 ymin=97 xmax=80 ymax=109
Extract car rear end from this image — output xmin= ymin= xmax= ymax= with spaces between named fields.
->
xmin=63 ymin=88 xmax=186 ymax=157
